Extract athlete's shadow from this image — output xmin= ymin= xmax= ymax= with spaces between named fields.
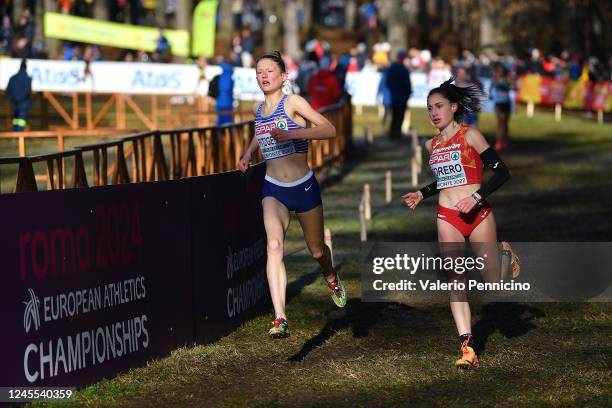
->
xmin=288 ymin=299 xmax=412 ymax=362
xmin=472 ymin=302 xmax=545 ymax=354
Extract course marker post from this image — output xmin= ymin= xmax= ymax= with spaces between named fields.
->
xmin=555 ymin=103 xmax=562 ymax=122
xmin=415 ymin=144 xmax=422 ymax=173
xmin=366 ymin=126 xmax=374 ymax=144
xmin=597 ymin=109 xmax=604 ymax=125
xmin=411 ymin=127 xmax=418 ymax=150
xmin=359 ymin=201 xmax=367 ymax=242
xmin=385 ymin=170 xmax=392 ymax=204
xmin=363 ymin=183 xmax=371 ymax=220
xmin=402 ymin=111 xmax=411 ymax=135
xmin=527 ymin=101 xmax=534 ymax=118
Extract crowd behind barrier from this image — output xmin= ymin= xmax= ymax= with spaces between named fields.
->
xmin=0 ymin=97 xmax=352 ymax=193
xmin=1 ymin=57 xmax=609 ymax=134
xmin=516 ymin=74 xmax=612 ymax=113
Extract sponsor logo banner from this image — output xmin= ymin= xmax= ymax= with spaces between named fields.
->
xmin=0 ymin=59 xmax=263 ymax=98
xmin=190 ymin=164 xmax=268 ymax=344
xmin=0 ymin=182 xmax=193 ymax=387
xmin=44 ymin=12 xmax=189 ymax=56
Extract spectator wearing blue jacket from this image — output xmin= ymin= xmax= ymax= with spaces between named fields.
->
xmin=386 ymin=50 xmax=412 ymax=138
xmin=377 ymin=65 xmax=392 ymax=125
xmin=5 ymin=59 xmax=32 ymax=131
xmin=214 ymin=62 xmax=235 ymax=126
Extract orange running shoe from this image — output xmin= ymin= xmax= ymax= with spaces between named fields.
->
xmin=454 ymin=338 xmax=480 ymax=369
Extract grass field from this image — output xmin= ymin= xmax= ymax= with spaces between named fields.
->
xmin=32 ymin=107 xmax=612 ymax=407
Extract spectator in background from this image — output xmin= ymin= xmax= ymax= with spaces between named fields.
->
xmin=308 ymin=56 xmax=341 ymax=110
xmin=137 ymin=49 xmax=150 ymax=62
xmin=58 ymin=0 xmax=72 ymax=14
xmin=372 ymin=43 xmax=389 ymax=67
xmin=355 ymin=42 xmax=368 ymax=70
xmin=347 ymin=48 xmax=360 ymax=73
xmin=154 ymin=28 xmax=171 ymax=62
xmin=232 ymin=0 xmax=243 ymax=30
xmin=386 ymin=50 xmax=412 ymax=138
xmin=490 ymin=64 xmax=512 ymax=150
xmin=11 ymin=36 xmax=29 ymax=58
xmin=377 ymin=64 xmax=392 ymax=125
xmin=5 ymin=58 xmax=32 ymax=131
xmin=211 ymin=60 xmax=234 ymax=125
xmin=1 ymin=15 xmax=13 ymax=55
xmin=333 ymin=53 xmax=350 ymax=94
xmin=427 ymin=57 xmax=452 ymax=87
xmin=296 ymin=51 xmax=318 ymax=97
xmin=241 ymin=28 xmax=254 ymax=54
xmin=455 ymin=66 xmax=482 ymax=128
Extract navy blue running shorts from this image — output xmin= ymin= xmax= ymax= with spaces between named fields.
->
xmin=262 ymin=170 xmax=322 ymax=213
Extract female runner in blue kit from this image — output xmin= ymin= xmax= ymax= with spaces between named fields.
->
xmin=237 ymin=51 xmax=347 ymax=338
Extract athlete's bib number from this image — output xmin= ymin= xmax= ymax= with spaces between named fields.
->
xmin=256 ymin=132 xmax=296 ymax=160
xmin=430 ymin=150 xmax=467 ymax=189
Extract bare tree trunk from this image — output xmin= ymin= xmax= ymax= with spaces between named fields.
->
xmin=479 ymin=0 xmax=496 ymax=52
xmin=13 ymin=0 xmax=26 ymax=22
xmin=418 ymin=0 xmax=430 ymax=47
xmin=345 ymin=0 xmax=357 ymax=30
xmin=284 ymin=0 xmax=300 ymax=57
xmin=407 ymin=0 xmax=418 ymax=26
xmin=175 ymin=0 xmax=191 ymax=31
xmin=218 ymin=0 xmax=234 ymax=46
xmin=93 ymin=0 xmax=109 ymax=21
xmin=42 ymin=0 xmax=61 ymax=58
xmin=155 ymin=0 xmax=166 ymax=27
xmin=263 ymin=0 xmax=282 ymax=52
xmin=386 ymin=0 xmax=409 ymax=55
xmin=478 ymin=0 xmax=506 ymax=51
xmin=34 ymin=0 xmax=44 ymax=46
xmin=301 ymin=0 xmax=313 ymax=34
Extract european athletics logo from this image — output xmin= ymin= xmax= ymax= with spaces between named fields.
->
xmin=275 ymin=116 xmax=288 ymax=130
xmin=23 ymin=288 xmax=41 ymax=333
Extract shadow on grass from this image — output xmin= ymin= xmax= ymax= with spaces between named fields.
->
xmin=288 ymin=299 xmax=412 ymax=362
xmin=472 ymin=302 xmax=545 ymax=355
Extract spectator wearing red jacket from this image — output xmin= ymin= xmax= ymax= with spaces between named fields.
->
xmin=307 ymin=57 xmax=341 ymax=110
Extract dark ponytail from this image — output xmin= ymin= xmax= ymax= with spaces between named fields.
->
xmin=428 ymin=76 xmax=487 ymax=122
xmin=256 ymin=50 xmax=286 ymax=73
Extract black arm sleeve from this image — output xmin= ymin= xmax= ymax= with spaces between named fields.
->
xmin=419 ymin=180 xmax=439 ymax=199
xmin=477 ymin=147 xmax=510 ymax=198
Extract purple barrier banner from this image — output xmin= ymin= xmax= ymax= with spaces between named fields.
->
xmin=0 ymin=181 xmax=193 ymax=388
xmin=191 ymin=164 xmax=268 ymax=344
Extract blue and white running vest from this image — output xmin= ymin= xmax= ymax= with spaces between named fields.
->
xmin=254 ymin=95 xmax=308 ymax=160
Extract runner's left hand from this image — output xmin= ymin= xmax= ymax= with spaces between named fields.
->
xmin=455 ymin=196 xmax=478 ymax=213
xmin=270 ymin=128 xmax=291 ymax=142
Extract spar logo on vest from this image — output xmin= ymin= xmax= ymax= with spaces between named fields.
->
xmin=430 ymin=147 xmax=467 ymax=189
xmin=255 ymin=116 xmax=295 ymax=160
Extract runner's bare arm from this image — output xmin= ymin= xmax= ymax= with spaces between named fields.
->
xmin=273 ymin=94 xmax=336 ymax=141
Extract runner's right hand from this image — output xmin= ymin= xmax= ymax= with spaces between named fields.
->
xmin=237 ymin=154 xmax=251 ymax=173
xmin=402 ymin=191 xmax=423 ymax=210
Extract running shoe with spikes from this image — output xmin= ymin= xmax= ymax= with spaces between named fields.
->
xmin=501 ymin=241 xmax=521 ymax=278
xmin=327 ymin=274 xmax=347 ymax=308
xmin=269 ymin=317 xmax=289 ymax=339
xmin=454 ymin=339 xmax=480 ymax=369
